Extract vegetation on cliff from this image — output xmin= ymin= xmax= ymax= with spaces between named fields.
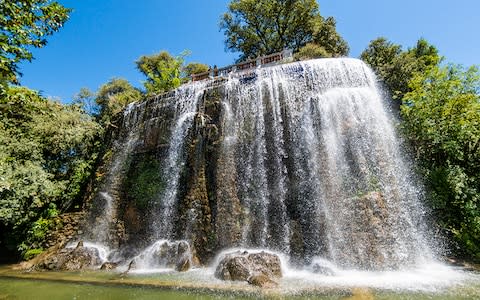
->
xmin=360 ymin=35 xmax=479 ymax=260
xmin=360 ymin=38 xmax=440 ymax=108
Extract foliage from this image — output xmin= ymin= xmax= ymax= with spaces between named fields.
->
xmin=312 ymin=16 xmax=348 ymax=57
xmin=125 ymin=156 xmax=164 ymax=211
xmin=401 ymin=65 xmax=480 ymax=260
xmin=73 ymin=87 xmax=99 ymax=116
xmin=95 ymin=78 xmax=142 ymax=126
xmin=136 ymin=51 xmax=188 ymax=94
xmin=23 ymin=248 xmax=44 ymax=260
xmin=360 ymin=38 xmax=440 ymax=104
xmin=183 ymin=62 xmax=209 ymax=82
xmin=21 ymin=204 xmax=59 ymax=256
xmin=294 ymin=43 xmax=331 ymax=60
xmin=220 ymin=0 xmax=348 ymax=61
xmin=0 ymin=0 xmax=70 ymax=88
xmin=0 ymin=86 xmax=101 ymax=256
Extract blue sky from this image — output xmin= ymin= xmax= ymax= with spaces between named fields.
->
xmin=19 ymin=0 xmax=479 ymax=102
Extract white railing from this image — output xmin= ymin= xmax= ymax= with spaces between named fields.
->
xmin=191 ymin=49 xmax=293 ymax=82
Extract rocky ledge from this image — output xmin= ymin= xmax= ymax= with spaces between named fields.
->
xmin=17 ymin=241 xmax=103 ymax=271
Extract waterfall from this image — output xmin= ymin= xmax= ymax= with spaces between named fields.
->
xmin=80 ymin=100 xmax=146 ymax=247
xmin=83 ymin=58 xmax=435 ymax=271
xmin=220 ymin=58 xmax=433 ymax=269
xmin=149 ymin=82 xmax=207 ymax=240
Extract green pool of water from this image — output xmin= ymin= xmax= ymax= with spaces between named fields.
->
xmin=1 ymin=266 xmax=479 ymax=300
xmin=1 ymin=276 xmax=480 ymax=300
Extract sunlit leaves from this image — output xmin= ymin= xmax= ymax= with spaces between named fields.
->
xmin=0 ymin=86 xmax=100 ymax=253
xmin=361 ymin=38 xmax=440 ymax=107
xmin=401 ymin=65 xmax=480 ymax=259
xmin=220 ymin=0 xmax=348 ymax=61
xmin=0 ymin=0 xmax=70 ymax=88
xmin=136 ymin=51 xmax=187 ymax=95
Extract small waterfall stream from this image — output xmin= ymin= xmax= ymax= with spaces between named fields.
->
xmin=150 ymin=82 xmax=207 ymax=240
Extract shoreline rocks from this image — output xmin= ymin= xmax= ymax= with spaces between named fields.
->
xmin=36 ymin=241 xmax=102 ymax=271
xmin=214 ymin=250 xmax=282 ymax=288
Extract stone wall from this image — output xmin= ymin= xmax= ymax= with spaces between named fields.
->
xmin=42 ymin=212 xmax=86 ymax=249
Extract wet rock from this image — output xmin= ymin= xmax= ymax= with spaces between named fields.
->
xmin=34 ymin=241 xmax=102 ymax=271
xmin=100 ymin=262 xmax=118 ymax=270
xmin=309 ymin=258 xmax=337 ymax=276
xmin=129 ymin=240 xmax=193 ymax=272
xmin=215 ymin=254 xmax=250 ymax=281
xmin=154 ymin=240 xmax=192 ymax=271
xmin=175 ymin=256 xmax=191 ymax=272
xmin=214 ymin=250 xmax=282 ymax=286
xmin=311 ymin=263 xmax=335 ymax=275
xmin=247 ymin=274 xmax=278 ymax=288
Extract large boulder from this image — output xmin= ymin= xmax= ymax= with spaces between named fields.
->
xmin=33 ymin=241 xmax=103 ymax=271
xmin=128 ymin=240 xmax=193 ymax=272
xmin=214 ymin=250 xmax=282 ymax=287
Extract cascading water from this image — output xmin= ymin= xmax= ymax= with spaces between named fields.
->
xmin=220 ymin=58 xmax=433 ymax=270
xmin=80 ymin=100 xmax=146 ymax=248
xmin=149 ymin=83 xmax=206 ymax=240
xmin=78 ymin=82 xmax=207 ymax=267
xmin=80 ymin=58 xmax=443 ymax=278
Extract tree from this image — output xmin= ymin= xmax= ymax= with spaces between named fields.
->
xmin=136 ymin=51 xmax=187 ymax=94
xmin=294 ymin=43 xmax=331 ymax=60
xmin=401 ymin=65 xmax=480 ymax=260
xmin=312 ymin=16 xmax=348 ymax=57
xmin=95 ymin=78 xmax=142 ymax=126
xmin=0 ymin=0 xmax=71 ymax=88
xmin=73 ymin=87 xmax=99 ymax=116
xmin=0 ymin=86 xmax=101 ymax=258
xmin=220 ymin=0 xmax=348 ymax=61
xmin=360 ymin=38 xmax=440 ymax=105
xmin=183 ymin=62 xmax=209 ymax=82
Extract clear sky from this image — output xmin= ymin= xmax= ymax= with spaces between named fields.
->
xmin=18 ymin=0 xmax=479 ymax=102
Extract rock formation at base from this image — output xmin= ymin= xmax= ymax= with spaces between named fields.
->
xmin=215 ymin=251 xmax=282 ymax=287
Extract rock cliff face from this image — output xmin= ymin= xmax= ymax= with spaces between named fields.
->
xmin=67 ymin=58 xmax=434 ymax=270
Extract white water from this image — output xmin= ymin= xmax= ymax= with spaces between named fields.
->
xmin=80 ymin=100 xmax=146 ymax=246
xmin=65 ymin=241 xmax=111 ymax=263
xmin=78 ymin=58 xmax=480 ymax=292
xmin=282 ymin=261 xmax=473 ymax=292
xmin=128 ymin=239 xmax=192 ymax=271
xmin=150 ymin=82 xmax=207 ymax=240
xmin=205 ymin=248 xmax=474 ymax=292
xmin=219 ymin=58 xmax=434 ymax=269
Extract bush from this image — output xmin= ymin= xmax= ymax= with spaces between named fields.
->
xmin=401 ymin=65 xmax=480 ymax=260
xmin=294 ymin=43 xmax=331 ymax=61
xmin=23 ymin=248 xmax=44 ymax=261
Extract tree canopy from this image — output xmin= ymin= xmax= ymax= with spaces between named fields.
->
xmin=183 ymin=62 xmax=209 ymax=81
xmin=136 ymin=51 xmax=187 ymax=95
xmin=94 ymin=78 xmax=142 ymax=126
xmin=360 ymin=37 xmax=440 ymax=105
xmin=220 ymin=0 xmax=348 ymax=61
xmin=401 ymin=65 xmax=480 ymax=260
xmin=0 ymin=86 xmax=101 ymax=257
xmin=0 ymin=0 xmax=70 ymax=89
